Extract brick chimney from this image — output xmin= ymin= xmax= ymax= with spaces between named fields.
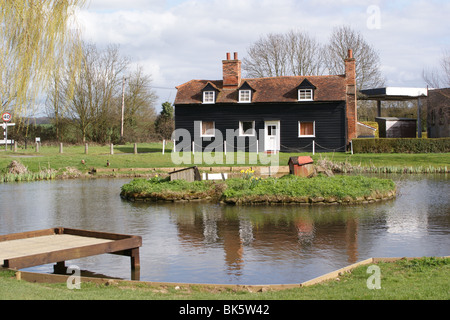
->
xmin=223 ymin=52 xmax=241 ymax=88
xmin=345 ymin=49 xmax=357 ymax=144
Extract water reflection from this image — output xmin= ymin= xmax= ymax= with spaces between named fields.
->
xmin=0 ymin=174 xmax=448 ymax=284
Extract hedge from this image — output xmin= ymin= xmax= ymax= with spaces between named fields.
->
xmin=352 ymin=138 xmax=450 ymax=153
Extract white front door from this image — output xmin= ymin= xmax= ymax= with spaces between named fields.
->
xmin=264 ymin=121 xmax=280 ymax=152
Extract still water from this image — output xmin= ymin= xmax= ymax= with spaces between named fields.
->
xmin=0 ymin=174 xmax=448 ymax=285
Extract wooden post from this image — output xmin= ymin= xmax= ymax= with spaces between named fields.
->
xmin=85 ymin=143 xmax=88 ymax=154
xmin=35 ymin=142 xmax=39 ymax=153
xmin=60 ymin=142 xmax=63 ymax=154
xmin=134 ymin=143 xmax=138 ymax=155
xmin=312 ymin=140 xmax=315 ymax=155
xmin=53 ymin=261 xmax=67 ymax=274
xmin=162 ymin=140 xmax=165 ymax=155
xmin=130 ymin=248 xmax=140 ymax=281
xmin=14 ymin=141 xmax=17 ymax=152
xmin=110 ymin=143 xmax=114 ymax=155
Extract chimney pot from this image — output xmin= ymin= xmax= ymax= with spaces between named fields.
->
xmin=226 ymin=52 xmax=231 ymax=60
xmin=234 ymin=52 xmax=238 ymax=60
xmin=348 ymin=49 xmax=353 ymax=59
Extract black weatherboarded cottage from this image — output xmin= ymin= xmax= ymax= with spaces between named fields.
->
xmin=174 ymin=51 xmax=357 ymax=153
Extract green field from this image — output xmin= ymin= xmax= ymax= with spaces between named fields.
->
xmin=0 ymin=257 xmax=448 ymax=300
xmin=0 ymin=142 xmax=448 ymax=177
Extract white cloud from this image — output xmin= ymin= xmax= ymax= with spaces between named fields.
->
xmin=75 ymin=0 xmax=450 ymax=108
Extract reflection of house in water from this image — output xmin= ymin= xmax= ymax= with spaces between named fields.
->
xmin=173 ymin=205 xmax=361 ymax=277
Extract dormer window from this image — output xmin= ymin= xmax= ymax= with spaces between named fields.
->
xmin=298 ymin=89 xmax=313 ymax=101
xmin=237 ymin=81 xmax=255 ymax=103
xmin=239 ymin=90 xmax=251 ymax=103
xmin=202 ymin=82 xmax=219 ymax=104
xmin=203 ymin=91 xmax=215 ymax=104
xmin=297 ymin=79 xmax=316 ymax=102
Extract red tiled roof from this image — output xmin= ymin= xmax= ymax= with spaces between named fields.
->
xmin=175 ymin=75 xmax=347 ymax=105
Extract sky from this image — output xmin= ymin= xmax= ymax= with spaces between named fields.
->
xmin=74 ymin=0 xmax=450 ymax=111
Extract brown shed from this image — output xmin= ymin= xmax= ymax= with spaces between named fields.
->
xmin=288 ymin=156 xmax=314 ymax=177
xmin=169 ymin=166 xmax=201 ymax=182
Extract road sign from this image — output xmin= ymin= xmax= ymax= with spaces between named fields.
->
xmin=2 ymin=112 xmax=11 ymax=122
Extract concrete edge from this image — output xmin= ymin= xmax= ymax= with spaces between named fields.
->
xmin=6 ymin=256 xmax=449 ymax=293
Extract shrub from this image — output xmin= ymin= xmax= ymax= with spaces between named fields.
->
xmin=352 ymin=138 xmax=450 ymax=153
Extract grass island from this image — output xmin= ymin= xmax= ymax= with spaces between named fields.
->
xmin=120 ymin=172 xmax=396 ymax=205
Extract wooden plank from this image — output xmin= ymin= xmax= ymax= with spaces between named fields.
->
xmin=1 ymin=228 xmax=142 ymax=270
xmin=0 ymin=228 xmax=58 ymax=242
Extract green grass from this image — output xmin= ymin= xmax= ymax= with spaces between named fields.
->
xmin=1 ymin=257 xmax=448 ymax=300
xmin=0 ymin=142 xmax=448 ymax=178
xmin=120 ymin=174 xmax=396 ymax=204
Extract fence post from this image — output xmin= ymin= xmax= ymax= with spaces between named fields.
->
xmin=85 ymin=143 xmax=88 ymax=154
xmin=35 ymin=142 xmax=39 ymax=153
xmin=60 ymin=142 xmax=63 ymax=154
xmin=110 ymin=143 xmax=114 ymax=155
xmin=134 ymin=143 xmax=138 ymax=155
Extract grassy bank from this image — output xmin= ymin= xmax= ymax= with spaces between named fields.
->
xmin=0 ymin=257 xmax=448 ymax=300
xmin=0 ymin=143 xmax=448 ymax=182
xmin=120 ymin=174 xmax=396 ymax=205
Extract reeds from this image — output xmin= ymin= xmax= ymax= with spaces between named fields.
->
xmin=316 ymin=157 xmax=448 ymax=174
xmin=0 ymin=171 xmax=56 ymax=183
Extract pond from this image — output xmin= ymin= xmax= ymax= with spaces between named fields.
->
xmin=0 ymin=174 xmax=448 ymax=285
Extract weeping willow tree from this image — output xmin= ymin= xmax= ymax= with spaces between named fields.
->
xmin=0 ymin=0 xmax=87 ymax=120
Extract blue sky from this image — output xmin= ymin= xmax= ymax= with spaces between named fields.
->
xmin=76 ymin=0 xmax=450 ymax=109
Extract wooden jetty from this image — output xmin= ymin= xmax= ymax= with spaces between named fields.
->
xmin=0 ymin=227 xmax=142 ymax=280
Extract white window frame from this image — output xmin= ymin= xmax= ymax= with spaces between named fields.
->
xmin=298 ymin=121 xmax=315 ymax=138
xmin=239 ymin=90 xmax=252 ymax=103
xmin=239 ymin=121 xmax=256 ymax=137
xmin=200 ymin=121 xmax=215 ymax=137
xmin=203 ymin=91 xmax=215 ymax=104
xmin=298 ymin=89 xmax=313 ymax=101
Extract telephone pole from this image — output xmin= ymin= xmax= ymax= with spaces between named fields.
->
xmin=120 ymin=76 xmax=127 ymax=141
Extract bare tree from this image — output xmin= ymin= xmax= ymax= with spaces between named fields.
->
xmin=285 ymin=30 xmax=326 ymax=76
xmin=423 ymin=49 xmax=450 ymax=89
xmin=243 ymin=33 xmax=289 ymax=78
xmin=243 ymin=30 xmax=325 ymax=78
xmin=324 ymin=25 xmax=385 ymax=90
xmin=62 ymin=43 xmax=129 ymax=143
xmin=122 ymin=65 xmax=158 ymax=141
xmin=48 ymin=43 xmax=157 ymax=143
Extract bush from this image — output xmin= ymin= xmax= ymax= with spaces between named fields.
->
xmin=353 ymin=138 xmax=450 ymax=153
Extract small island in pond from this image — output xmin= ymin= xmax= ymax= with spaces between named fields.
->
xmin=120 ymin=172 xmax=396 ymax=205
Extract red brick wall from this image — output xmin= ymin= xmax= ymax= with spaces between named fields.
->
xmin=222 ymin=52 xmax=241 ymax=88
